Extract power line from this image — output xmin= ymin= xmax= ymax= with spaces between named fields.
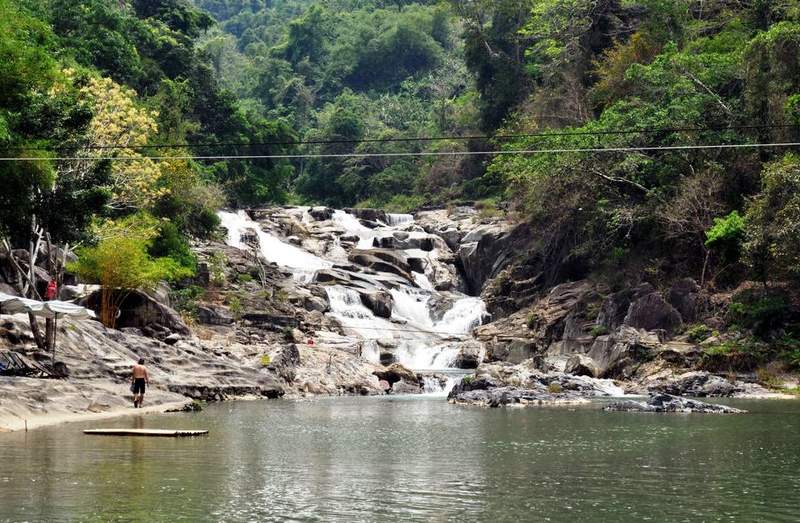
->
xmin=1 ymin=141 xmax=799 ymax=161
xmin=2 ymin=124 xmax=797 ymax=151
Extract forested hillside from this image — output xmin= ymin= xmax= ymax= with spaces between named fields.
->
xmin=2 ymin=0 xmax=800 ymax=334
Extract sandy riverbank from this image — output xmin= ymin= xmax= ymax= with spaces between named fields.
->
xmin=0 ymin=399 xmax=192 ymax=432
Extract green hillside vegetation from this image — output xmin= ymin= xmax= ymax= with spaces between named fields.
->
xmin=1 ymin=0 xmax=800 ymax=321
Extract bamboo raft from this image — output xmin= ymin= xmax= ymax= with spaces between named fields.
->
xmin=83 ymin=429 xmax=208 ymax=437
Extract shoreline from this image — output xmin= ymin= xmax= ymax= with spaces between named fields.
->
xmin=0 ymin=399 xmax=193 ymax=433
xmin=2 ymin=387 xmax=796 ymax=434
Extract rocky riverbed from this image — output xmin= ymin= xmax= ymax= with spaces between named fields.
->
xmin=0 ymin=205 xmax=794 ymax=430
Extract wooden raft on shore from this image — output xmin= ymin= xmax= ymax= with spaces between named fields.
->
xmin=83 ymin=429 xmax=208 ymax=437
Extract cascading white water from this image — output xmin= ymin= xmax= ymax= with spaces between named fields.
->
xmin=218 ymin=210 xmax=332 ymax=282
xmin=219 ymin=207 xmax=488 ymax=377
xmin=386 ymin=213 xmax=414 ymax=226
xmin=332 ymin=210 xmax=377 ymax=249
xmin=436 ymin=297 xmax=486 ymax=334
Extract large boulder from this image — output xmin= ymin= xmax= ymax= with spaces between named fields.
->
xmin=348 ymin=249 xmax=413 ymax=281
xmin=597 ymin=283 xmax=654 ymax=330
xmin=81 ymin=289 xmax=191 ymax=337
xmin=646 ymin=371 xmax=737 ymax=397
xmin=308 ymin=207 xmax=334 ymax=221
xmin=373 ymin=363 xmax=418 ymax=386
xmin=586 ymin=327 xmax=660 ymax=378
xmin=453 ymin=343 xmax=483 ymax=369
xmin=486 ymin=339 xmax=537 ymax=364
xmin=667 ymin=278 xmax=707 ymax=323
xmin=623 ymin=292 xmax=683 ymax=336
xmin=196 ymin=304 xmax=234 ymax=326
xmin=391 ymin=379 xmax=422 ymax=394
xmin=565 ymin=354 xmax=599 ymax=377
xmin=457 ymin=222 xmax=519 ymax=295
xmin=359 ymin=291 xmax=393 ymax=318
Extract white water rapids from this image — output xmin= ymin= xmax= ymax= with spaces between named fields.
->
xmin=219 ymin=208 xmax=487 ymax=394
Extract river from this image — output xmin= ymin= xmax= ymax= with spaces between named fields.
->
xmin=1 ymin=397 xmax=799 ymax=522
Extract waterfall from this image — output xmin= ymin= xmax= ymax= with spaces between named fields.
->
xmin=332 ymin=210 xmax=379 ymax=249
xmin=386 ymin=213 xmax=414 ymax=226
xmin=218 ymin=210 xmax=331 ymax=282
xmin=435 ymin=297 xmax=486 ymax=335
xmin=219 ymin=208 xmax=489 ymax=374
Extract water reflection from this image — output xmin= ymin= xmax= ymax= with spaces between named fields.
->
xmin=0 ymin=398 xmax=798 ymax=521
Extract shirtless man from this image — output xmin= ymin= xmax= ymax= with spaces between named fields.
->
xmin=131 ymin=358 xmax=149 ymax=408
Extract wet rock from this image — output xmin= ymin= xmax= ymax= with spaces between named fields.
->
xmin=373 ymin=363 xmax=418 ymax=386
xmin=308 ymin=207 xmax=335 ymax=221
xmin=565 ymin=354 xmax=599 ymax=377
xmin=604 ymin=393 xmax=745 ymax=413
xmin=348 ymin=249 xmax=413 ymax=281
xmin=379 ymin=351 xmax=396 ymax=365
xmin=391 ymin=379 xmax=422 ymax=394
xmin=359 ymin=291 xmax=393 ymax=319
xmin=448 ymin=385 xmax=588 ymax=408
xmin=623 ymin=292 xmax=683 ymax=337
xmin=313 ymin=269 xmax=353 ymax=286
xmin=303 ymin=295 xmax=329 ymax=313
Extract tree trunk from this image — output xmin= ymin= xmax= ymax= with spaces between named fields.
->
xmin=28 ymin=312 xmax=45 ymax=350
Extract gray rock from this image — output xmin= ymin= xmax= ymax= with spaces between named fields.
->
xmin=647 ymin=371 xmax=737 ymax=397
xmin=604 ymin=393 xmax=745 ymax=413
xmin=565 ymin=354 xmax=599 ymax=377
xmin=267 ymin=344 xmax=301 ymax=382
xmin=597 ymin=283 xmax=654 ymax=330
xmin=359 ymin=291 xmax=393 ymax=318
xmin=163 ymin=333 xmax=182 ymax=345
xmin=373 ymin=363 xmax=418 ymax=386
xmin=391 ymin=379 xmax=422 ymax=394
xmin=623 ymin=292 xmax=683 ymax=337
xmin=344 ymin=208 xmax=388 ymax=224
xmin=196 ymin=305 xmax=234 ymax=326
xmin=309 ymin=207 xmax=334 ymax=221
xmin=667 ymin=278 xmax=707 ymax=323
xmin=81 ymin=289 xmax=191 ymax=336
xmin=453 ymin=344 xmax=483 ymax=369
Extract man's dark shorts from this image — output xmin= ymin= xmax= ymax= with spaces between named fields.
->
xmin=133 ymin=378 xmax=146 ymax=394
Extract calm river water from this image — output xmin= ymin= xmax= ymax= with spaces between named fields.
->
xmin=1 ymin=396 xmax=799 ymax=522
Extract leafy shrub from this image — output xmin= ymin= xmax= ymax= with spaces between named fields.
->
xmin=547 ymin=382 xmax=563 ymax=394
xmin=260 ymin=354 xmax=271 ymax=367
xmin=590 ymin=324 xmax=609 ymax=337
xmin=686 ymin=324 xmax=712 ymax=343
xmin=227 ymin=294 xmax=243 ymax=321
xmin=705 ymin=211 xmax=745 ymax=248
xmin=727 ymin=290 xmax=792 ymax=337
xmin=171 ymin=285 xmax=204 ymax=315
xmin=476 ymin=198 xmax=501 ymax=219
